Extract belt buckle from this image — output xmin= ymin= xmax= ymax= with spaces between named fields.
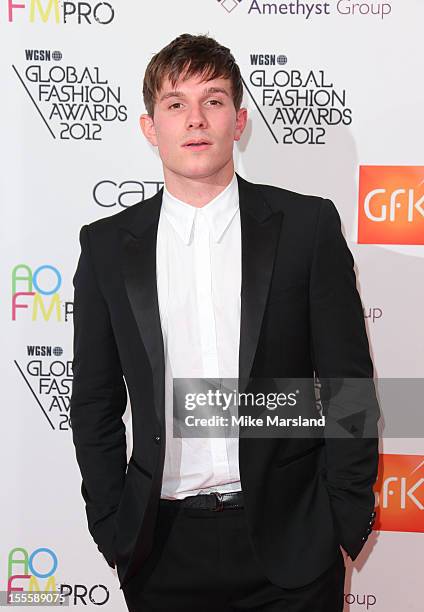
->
xmin=210 ymin=492 xmax=224 ymax=512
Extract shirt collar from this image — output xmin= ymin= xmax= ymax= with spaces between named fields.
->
xmin=161 ymin=173 xmax=239 ymax=245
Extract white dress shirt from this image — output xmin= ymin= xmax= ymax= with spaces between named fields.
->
xmin=156 ymin=172 xmax=242 ymax=499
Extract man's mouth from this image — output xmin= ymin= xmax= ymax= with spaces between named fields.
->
xmin=182 ymin=140 xmax=212 ymax=150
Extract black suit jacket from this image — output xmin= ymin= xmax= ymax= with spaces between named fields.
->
xmin=70 ymin=173 xmax=380 ymax=591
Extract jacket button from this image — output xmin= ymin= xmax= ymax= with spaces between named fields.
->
xmin=154 ymin=435 xmax=161 ymax=444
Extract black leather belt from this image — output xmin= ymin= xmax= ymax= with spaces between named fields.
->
xmin=161 ymin=490 xmax=244 ymax=511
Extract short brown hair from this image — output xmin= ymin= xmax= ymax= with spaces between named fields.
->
xmin=142 ymin=33 xmax=243 ymax=117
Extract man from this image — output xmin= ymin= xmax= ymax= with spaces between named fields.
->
xmin=70 ymin=33 xmax=380 ymax=611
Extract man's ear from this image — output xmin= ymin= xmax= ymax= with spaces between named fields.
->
xmin=139 ymin=113 xmax=158 ymax=146
xmin=234 ymin=107 xmax=248 ymax=142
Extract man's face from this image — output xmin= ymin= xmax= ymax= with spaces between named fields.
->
xmin=140 ymin=73 xmax=247 ymax=182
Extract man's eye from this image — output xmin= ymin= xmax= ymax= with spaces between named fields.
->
xmin=168 ymin=100 xmax=222 ymax=110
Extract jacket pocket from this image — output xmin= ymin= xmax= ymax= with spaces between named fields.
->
xmin=267 ymin=281 xmax=308 ymax=306
xmin=275 ymin=439 xmax=325 ymax=468
xmin=128 ymin=456 xmax=153 ymax=480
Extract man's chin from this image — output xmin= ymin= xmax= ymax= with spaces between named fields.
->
xmin=166 ymin=163 xmax=229 ymax=182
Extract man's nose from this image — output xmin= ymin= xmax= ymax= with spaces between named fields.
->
xmin=186 ymin=104 xmax=208 ymax=129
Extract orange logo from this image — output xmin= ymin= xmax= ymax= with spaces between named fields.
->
xmin=358 ymin=166 xmax=424 ymax=244
xmin=374 ymin=454 xmax=424 ymax=533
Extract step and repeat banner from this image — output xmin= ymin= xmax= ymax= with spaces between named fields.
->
xmin=1 ymin=1 xmax=423 ymax=609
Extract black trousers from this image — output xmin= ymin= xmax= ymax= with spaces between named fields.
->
xmin=122 ymin=497 xmax=345 ymax=612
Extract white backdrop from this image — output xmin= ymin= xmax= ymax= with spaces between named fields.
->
xmin=1 ymin=1 xmax=423 ymax=609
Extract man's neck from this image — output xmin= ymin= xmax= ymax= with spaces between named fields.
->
xmin=163 ymin=162 xmax=235 ymax=208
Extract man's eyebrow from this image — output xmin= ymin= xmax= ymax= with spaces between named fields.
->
xmin=159 ymin=86 xmax=230 ymax=103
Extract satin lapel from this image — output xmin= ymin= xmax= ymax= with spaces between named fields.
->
xmin=119 ymin=191 xmax=165 ymax=426
xmin=236 ymin=174 xmax=284 ymax=394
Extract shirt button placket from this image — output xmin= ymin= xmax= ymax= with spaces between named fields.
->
xmin=194 ymin=210 xmax=229 ymax=471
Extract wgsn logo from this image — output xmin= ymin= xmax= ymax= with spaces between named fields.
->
xmin=14 ymin=345 xmax=73 ymax=431
xmin=11 ymin=264 xmax=73 ymax=322
xmin=7 ymin=0 xmax=115 ymax=24
xmin=7 ymin=546 xmax=111 ymax=605
xmin=13 ymin=50 xmax=127 ymax=141
xmin=374 ymin=454 xmax=424 ymax=533
xmin=358 ymin=166 xmax=424 ymax=245
xmin=245 ymin=55 xmax=352 ymax=144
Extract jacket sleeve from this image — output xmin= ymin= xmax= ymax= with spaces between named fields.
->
xmin=309 ymin=198 xmax=380 ymax=560
xmin=70 ymin=224 xmax=127 ymax=569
